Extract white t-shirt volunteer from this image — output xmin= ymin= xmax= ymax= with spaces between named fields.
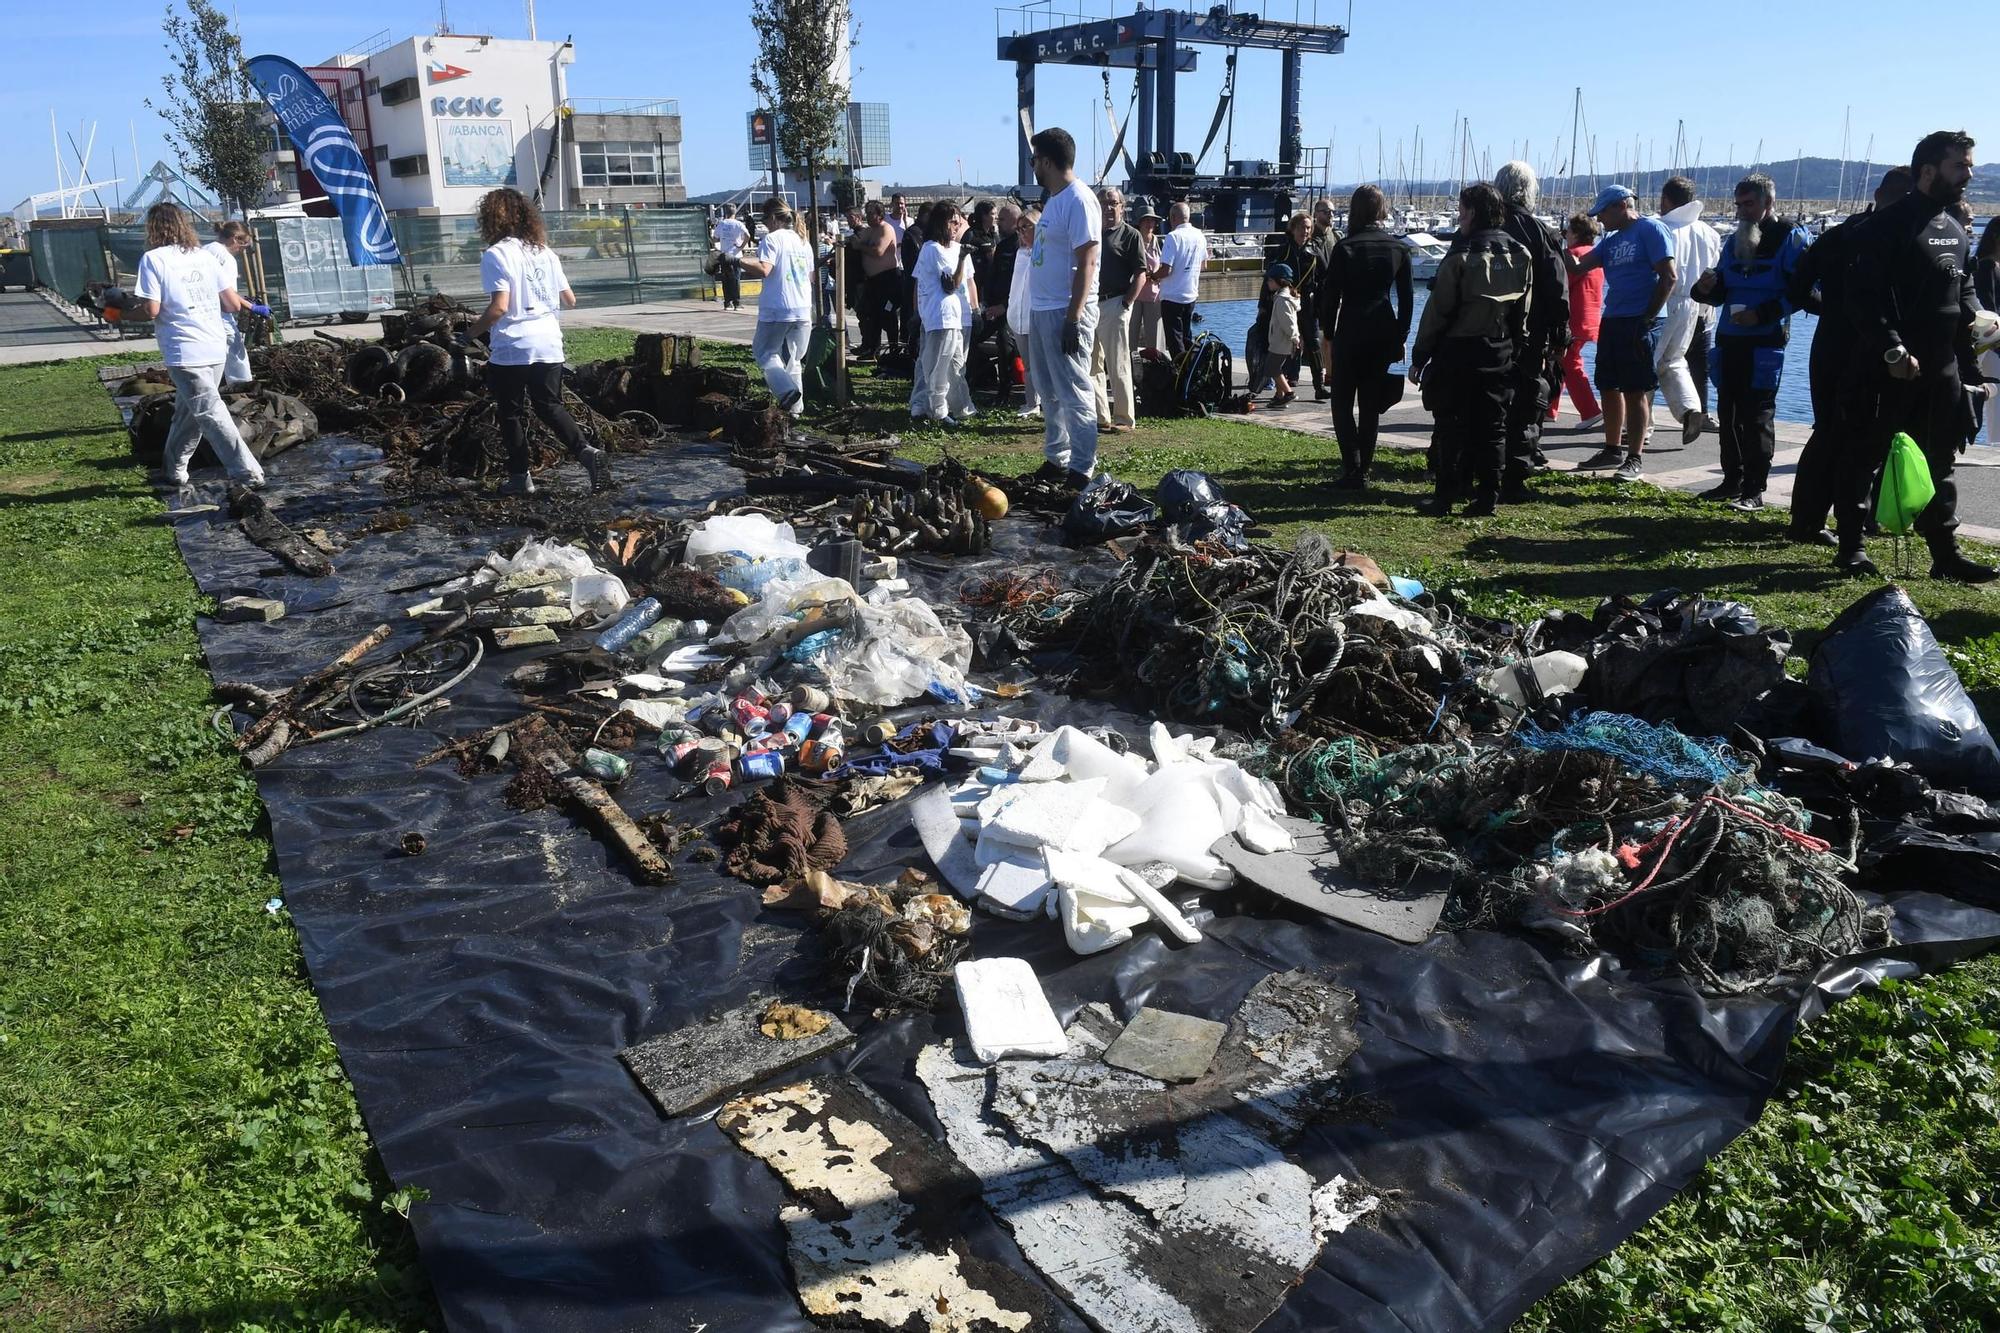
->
xmin=1028 ymin=178 xmax=1101 ymax=313
xmin=915 ymin=240 xmax=970 ymax=332
xmin=756 ymin=227 xmax=814 ymax=323
xmin=479 ymin=237 xmax=569 ymax=366
xmin=716 ymin=216 xmax=749 ymax=260
xmin=202 ymin=240 xmax=243 ymax=295
xmin=1158 ymin=223 xmax=1206 ymax=303
xmin=133 ymin=244 xmax=231 ymax=367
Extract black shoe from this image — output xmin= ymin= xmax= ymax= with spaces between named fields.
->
xmin=1031 ymin=460 xmax=1067 ymax=485
xmin=580 ymin=446 xmax=613 ymax=494
xmin=1930 ymin=550 xmax=2000 ymax=583
xmin=1460 ymin=495 xmax=1497 ymax=517
xmin=1729 ymin=494 xmax=1765 ymax=512
xmin=1064 ymin=469 xmax=1092 ymax=491
xmin=1313 ymin=387 xmax=1332 ymax=401
xmin=499 ymin=473 xmax=537 ymax=497
xmin=1699 ymin=481 xmax=1739 ymax=501
xmin=1788 ymin=526 xmax=1838 ymax=547
xmin=1415 ymin=496 xmax=1454 ymax=517
xmin=1499 ymin=482 xmax=1532 ymax=504
xmin=1578 ymin=447 xmax=1626 ymax=470
xmin=1529 ymin=451 xmax=1552 ymax=472
xmin=1332 ymin=472 xmax=1366 ymax=490
xmin=1834 ymin=549 xmax=1880 ymax=578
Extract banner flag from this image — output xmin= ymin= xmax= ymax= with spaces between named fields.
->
xmin=247 ymin=54 xmax=402 ymax=266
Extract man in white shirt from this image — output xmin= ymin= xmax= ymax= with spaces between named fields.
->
xmin=202 ymin=220 xmax=255 ymax=385
xmin=737 ymin=197 xmax=815 ymax=416
xmin=1655 ymin=175 xmax=1723 ymax=444
xmin=1024 ymin=127 xmax=1101 ymax=486
xmin=714 ymin=203 xmax=750 ymax=310
xmin=1153 ymin=202 xmax=1206 ymax=358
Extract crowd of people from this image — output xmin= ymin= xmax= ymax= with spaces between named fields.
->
xmin=711 ymin=126 xmax=1999 ymax=578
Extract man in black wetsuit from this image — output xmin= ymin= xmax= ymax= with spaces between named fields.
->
xmin=1836 ymin=130 xmax=1994 ymax=581
xmin=1784 ymin=167 xmax=1912 ymax=547
xmin=1493 ymin=162 xmax=1571 ymax=502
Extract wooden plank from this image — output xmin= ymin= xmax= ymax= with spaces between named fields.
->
xmin=230 ymin=487 xmax=333 ymax=577
xmin=514 ymin=715 xmax=671 ymax=886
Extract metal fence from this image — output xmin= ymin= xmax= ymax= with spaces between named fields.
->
xmin=40 ymin=203 xmax=712 ymax=319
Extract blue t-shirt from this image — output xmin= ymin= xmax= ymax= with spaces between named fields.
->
xmin=1591 ymin=216 xmax=1673 ymax=319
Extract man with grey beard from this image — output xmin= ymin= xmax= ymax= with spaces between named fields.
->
xmin=1689 ymin=175 xmax=1811 ymax=510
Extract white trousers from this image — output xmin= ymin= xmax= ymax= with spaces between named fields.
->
xmin=913 ymin=326 xmax=972 ymax=420
xmin=164 ymin=362 xmax=263 ymax=484
xmin=752 ymin=318 xmax=809 ymax=415
xmin=1656 ymin=298 xmax=1705 ymax=421
xmin=1091 ymin=294 xmax=1134 ymax=427
xmin=1027 ymin=303 xmax=1099 ymax=476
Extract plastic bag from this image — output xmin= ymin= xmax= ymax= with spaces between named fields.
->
xmin=484 ymin=538 xmax=598 ymax=582
xmin=1808 ymin=585 xmax=2000 ymax=796
xmin=684 ymin=513 xmax=810 ymax=566
xmin=1877 ymin=431 xmax=1936 ymax=536
xmin=711 ymin=576 xmax=859 ymax=650
xmin=825 ymin=594 xmax=975 ymax=707
xmin=568 ymin=572 xmax=630 ymax=621
xmin=1156 ymin=469 xmax=1253 ymax=551
xmin=1060 ymin=475 xmax=1157 ymax=546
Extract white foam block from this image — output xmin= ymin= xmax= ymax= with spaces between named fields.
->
xmin=912 ymin=785 xmax=982 ymax=899
xmin=976 ymin=853 xmax=1053 ymax=920
xmin=955 ymin=957 xmax=1068 ymax=1062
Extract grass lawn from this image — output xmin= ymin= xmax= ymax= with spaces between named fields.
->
xmin=1 ymin=326 xmax=1995 ymax=1331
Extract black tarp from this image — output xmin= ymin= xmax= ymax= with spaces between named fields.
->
xmin=153 ymin=404 xmax=2000 ymax=1333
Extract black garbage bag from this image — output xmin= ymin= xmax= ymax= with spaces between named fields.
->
xmin=1582 ymin=592 xmax=1790 ymax=735
xmin=1808 ymin=585 xmax=2000 ymax=797
xmin=1157 ymin=469 xmax=1252 ymax=551
xmin=1060 ymin=474 xmax=1157 ymax=546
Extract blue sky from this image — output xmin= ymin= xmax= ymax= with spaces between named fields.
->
xmin=3 ymin=0 xmax=1989 ymax=209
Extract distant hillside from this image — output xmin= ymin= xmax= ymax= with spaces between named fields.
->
xmin=1347 ymin=157 xmax=2000 ymax=207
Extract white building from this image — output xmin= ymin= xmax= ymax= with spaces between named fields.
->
xmin=264 ymin=32 xmax=682 ymax=216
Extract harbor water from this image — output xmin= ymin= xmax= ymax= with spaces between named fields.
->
xmin=1192 ymin=294 xmax=1822 ymax=425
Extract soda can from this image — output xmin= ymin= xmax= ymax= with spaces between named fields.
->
xmin=739 ymin=748 xmax=786 ymax=781
xmin=799 ymin=740 xmax=844 ymax=774
xmin=665 ymin=739 xmax=703 ymax=773
xmin=766 ymin=701 xmax=793 ymax=729
xmin=862 ymin=717 xmax=897 ymax=745
xmin=815 ymin=717 xmax=846 ymax=748
xmin=789 ymin=684 xmax=831 ymax=714
xmin=782 ymin=711 xmax=815 ymax=744
xmin=701 ymin=761 xmax=734 ymax=796
xmin=731 ymin=696 xmax=770 ymax=731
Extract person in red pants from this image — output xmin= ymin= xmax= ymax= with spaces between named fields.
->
xmin=1549 ymin=213 xmax=1605 ymax=430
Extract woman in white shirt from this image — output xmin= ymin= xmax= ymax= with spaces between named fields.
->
xmin=1006 ymin=205 xmax=1041 ymax=415
xmin=466 ymin=188 xmax=611 ymax=497
xmin=911 ymin=201 xmax=978 ymax=425
xmin=133 ymin=202 xmax=266 ymax=491
xmin=201 ymin=220 xmax=256 ymax=385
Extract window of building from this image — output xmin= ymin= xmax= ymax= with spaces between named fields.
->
xmin=578 ymin=140 xmax=683 ymax=189
xmin=389 ymin=153 xmax=429 ymax=177
xmin=380 ymin=77 xmax=419 ymax=107
xmin=365 ymin=78 xmax=380 ymax=98
xmin=373 ymin=144 xmax=391 ymax=163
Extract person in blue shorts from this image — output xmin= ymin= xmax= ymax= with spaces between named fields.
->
xmin=1565 ymin=184 xmax=1677 ymax=480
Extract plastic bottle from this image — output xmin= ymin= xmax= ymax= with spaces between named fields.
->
xmin=595 ymin=598 xmax=662 ymax=653
xmin=1478 ymin=650 xmax=1589 ymax=714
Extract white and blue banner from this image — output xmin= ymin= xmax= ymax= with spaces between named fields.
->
xmin=248 ymin=53 xmax=402 ymax=267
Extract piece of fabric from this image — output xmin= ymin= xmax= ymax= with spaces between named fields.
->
xmin=1091 ymin=294 xmax=1134 ymax=427
xmin=134 ymin=243 xmax=231 ymax=368
xmin=1157 ymin=223 xmax=1206 ymax=304
xmin=1412 ymin=229 xmax=1532 ymax=368
xmin=1323 ymin=226 xmax=1414 ymax=356
xmin=1716 ymin=341 xmax=1781 ymax=495
xmin=752 ymin=318 xmax=810 ymax=412
xmin=1161 ymin=299 xmax=1195 ymax=359
xmin=1329 ymin=348 xmax=1393 ymax=476
xmin=1029 ymin=179 xmax=1101 ymax=313
xmin=163 ymin=361 xmax=262 ymax=483
xmin=480 ymin=238 xmax=569 ymax=367
xmin=915 ymin=326 xmax=973 ymax=421
xmin=916 ymin=239 xmax=971 ymax=332
xmin=755 ymin=228 xmax=814 ymax=322
xmin=1550 ymin=335 xmax=1599 ymax=421
xmin=1266 ymin=287 xmax=1302 ymax=352
xmin=1591 ymin=216 xmax=1673 ymax=319
xmin=1427 ymin=336 xmax=1513 ymax=501
xmin=1564 ymin=244 xmax=1603 ymax=340
xmin=1097 ymin=221 xmax=1144 ymax=302
xmin=1030 ymin=303 xmax=1098 ymax=475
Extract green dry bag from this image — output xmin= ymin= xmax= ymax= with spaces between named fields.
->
xmin=1876 ymin=431 xmax=1936 ymax=535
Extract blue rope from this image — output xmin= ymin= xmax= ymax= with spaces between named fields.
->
xmin=1514 ymin=710 xmax=1743 ymax=788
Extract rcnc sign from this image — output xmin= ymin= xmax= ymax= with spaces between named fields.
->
xmin=431 ymin=95 xmax=504 ymax=117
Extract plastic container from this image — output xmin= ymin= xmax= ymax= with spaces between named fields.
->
xmin=1389 ymin=575 xmax=1425 ymax=600
xmin=595 ymin=597 xmax=662 ymax=653
xmin=1478 ymin=650 xmax=1589 ymax=714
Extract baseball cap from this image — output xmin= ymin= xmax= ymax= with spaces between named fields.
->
xmin=1267 ymin=262 xmax=1295 ymax=282
xmin=1589 ymin=184 xmax=1636 ymax=216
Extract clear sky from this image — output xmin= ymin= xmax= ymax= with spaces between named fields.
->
xmin=4 ymin=0 xmax=1989 ymax=210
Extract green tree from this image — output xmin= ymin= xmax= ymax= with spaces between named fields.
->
xmin=149 ymin=0 xmax=269 ymax=219
xmin=747 ymin=0 xmax=852 ymax=315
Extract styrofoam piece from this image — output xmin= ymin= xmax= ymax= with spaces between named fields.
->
xmin=619 ymin=698 xmax=689 ymax=728
xmin=1046 ymin=851 xmax=1150 ymax=955
xmin=1211 ymin=763 xmax=1288 ymax=818
xmin=912 ymin=785 xmax=982 ymax=900
xmin=620 ymin=673 xmax=683 ymax=694
xmin=976 ymin=853 xmax=1053 ymax=920
xmin=1149 ymin=722 xmax=1194 ymax=765
xmin=976 ymin=776 xmax=1107 ymax=850
xmin=1118 ymin=866 xmax=1203 ymax=945
xmin=1236 ymin=804 xmax=1294 ymax=855
xmin=1347 ymin=597 xmax=1432 ymax=635
xmin=954 ymin=958 xmax=1067 ymax=1062
xmin=658 ymin=644 xmax=729 ymax=673
xmin=1107 ymin=771 xmax=1231 ymax=882
xmin=1059 ymin=799 xmax=1144 ymax=858
xmin=1029 ymin=727 xmax=1148 ymax=803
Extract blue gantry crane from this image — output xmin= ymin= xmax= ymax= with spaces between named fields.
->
xmin=997 ymin=3 xmax=1347 ymax=228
